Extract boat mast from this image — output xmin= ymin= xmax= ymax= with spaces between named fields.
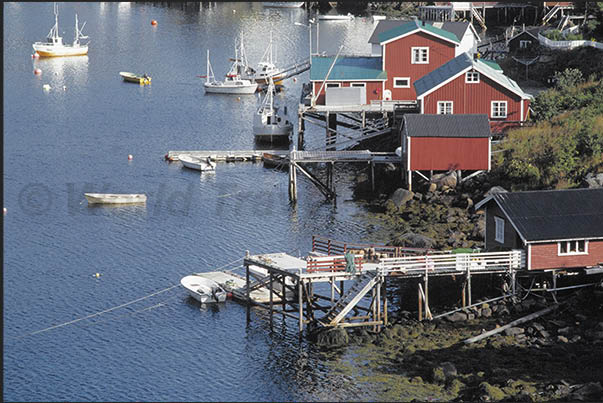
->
xmin=48 ymin=2 xmax=60 ymax=43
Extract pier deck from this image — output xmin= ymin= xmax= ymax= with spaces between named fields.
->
xmin=166 ymin=150 xmax=289 ymax=162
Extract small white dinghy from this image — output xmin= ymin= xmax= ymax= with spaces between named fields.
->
xmin=179 ymin=155 xmax=216 ymax=172
xmin=84 ymin=193 xmax=147 ymax=204
xmin=181 ymin=275 xmax=228 ymax=304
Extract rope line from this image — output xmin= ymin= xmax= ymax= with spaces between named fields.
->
xmin=25 ymin=284 xmax=180 ymax=337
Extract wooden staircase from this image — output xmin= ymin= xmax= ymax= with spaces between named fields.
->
xmin=319 ymin=271 xmax=378 ymax=327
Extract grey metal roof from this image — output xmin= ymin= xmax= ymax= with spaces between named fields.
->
xmin=402 ymin=114 xmax=491 ymax=138
xmin=491 ymin=188 xmax=603 ymax=242
xmin=431 ymin=21 xmax=473 ymax=41
xmin=368 ymin=20 xmax=412 ymax=44
xmin=413 ymin=52 xmax=531 ymax=99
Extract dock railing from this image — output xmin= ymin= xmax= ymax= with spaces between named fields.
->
xmin=311 ymin=235 xmax=432 ymax=259
xmin=306 ymin=254 xmax=364 ymax=273
xmin=379 ymin=250 xmax=525 ymax=275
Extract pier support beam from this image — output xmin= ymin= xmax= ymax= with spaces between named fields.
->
xmin=297 ymin=111 xmax=305 ymax=150
xmin=326 ymin=112 xmax=337 ymax=150
xmin=288 ymin=151 xmax=298 ymax=203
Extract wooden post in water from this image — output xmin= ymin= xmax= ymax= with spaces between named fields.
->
xmin=288 ymin=151 xmax=297 ymax=203
xmin=376 ymin=276 xmax=381 ymax=331
xmin=297 ymin=111 xmax=305 ymax=150
xmin=467 ymin=265 xmax=472 ymax=306
xmin=298 ymin=278 xmax=304 ymax=333
xmin=424 ymin=269 xmax=429 ymax=319
xmin=370 ymin=161 xmax=375 ymax=192
xmin=418 ymin=284 xmax=423 ymax=321
xmin=383 ymin=277 xmax=388 ymax=326
xmin=281 ymin=275 xmax=286 ymax=312
xmin=269 ymin=272 xmax=274 ymax=330
xmin=246 ymin=263 xmax=251 ymax=323
xmin=330 ymin=277 xmax=335 ymax=307
xmin=372 ymin=285 xmax=377 ymax=332
xmin=327 ymin=112 xmax=337 ymax=150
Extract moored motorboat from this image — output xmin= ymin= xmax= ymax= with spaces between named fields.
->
xmin=180 ymin=275 xmax=228 ymax=304
xmin=318 ymin=13 xmax=355 ymax=21
xmin=120 ymin=72 xmax=151 ymax=85
xmin=202 ymin=46 xmax=258 ymax=95
xmin=179 ymin=154 xmax=216 ymax=171
xmin=253 ymin=78 xmax=292 ymax=144
xmin=33 ymin=2 xmax=89 ymax=57
xmin=84 ymin=193 xmax=147 ymax=204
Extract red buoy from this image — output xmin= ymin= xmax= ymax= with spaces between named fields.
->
xmin=227 ymin=292 xmax=233 ymax=299
xmin=151 ymin=19 xmax=157 ymax=26
xmin=34 ymin=68 xmax=42 ymax=75
xmin=32 ymin=52 xmax=40 ymax=59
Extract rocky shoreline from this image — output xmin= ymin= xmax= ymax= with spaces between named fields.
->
xmin=314 ymin=286 xmax=603 ymax=401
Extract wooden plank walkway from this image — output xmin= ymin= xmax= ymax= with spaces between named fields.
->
xmin=166 ymin=150 xmax=289 ymax=162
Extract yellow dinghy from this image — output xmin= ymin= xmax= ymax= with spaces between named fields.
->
xmin=119 ymin=72 xmax=151 ymax=85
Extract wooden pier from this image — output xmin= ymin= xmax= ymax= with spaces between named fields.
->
xmin=193 ymin=236 xmax=526 ymax=334
xmin=166 ymin=150 xmax=288 ymax=162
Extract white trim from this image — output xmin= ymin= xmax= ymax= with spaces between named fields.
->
xmin=558 ymin=240 xmax=589 ymax=256
xmin=437 ymin=101 xmax=453 ymax=114
xmin=494 ymin=216 xmax=505 ymax=243
xmin=411 ymin=47 xmax=429 ymax=64
xmin=382 ymin=44 xmax=386 ymax=71
xmin=520 ymin=99 xmax=524 ymax=122
xmin=508 ymin=29 xmax=539 ymax=43
xmin=393 ymin=77 xmax=411 ymax=88
xmin=407 ymin=135 xmax=411 ymax=172
xmin=350 ymin=82 xmax=366 ymax=88
xmin=528 ymin=236 xmax=603 ymax=244
xmin=382 ymin=81 xmax=385 ymax=98
xmin=491 ymin=100 xmax=507 ymax=118
xmin=465 ymin=71 xmax=480 ymax=83
xmin=380 ymin=27 xmax=460 ymax=46
xmin=467 ymin=22 xmax=481 ymax=43
xmin=519 ymin=40 xmax=532 ymax=49
xmin=420 ymin=98 xmax=424 ymax=114
xmin=488 ymin=139 xmax=491 ymax=171
xmin=527 ymin=243 xmax=532 ymax=270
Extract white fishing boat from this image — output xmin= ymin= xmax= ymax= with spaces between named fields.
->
xmin=253 ymin=78 xmax=292 ymax=144
xmin=252 ymin=31 xmax=284 ymax=85
xmin=318 ymin=13 xmax=355 ymax=21
xmin=33 ymin=3 xmax=89 ymax=57
xmin=181 ymin=275 xmax=227 ymax=304
xmin=84 ymin=193 xmax=147 ymax=204
xmin=202 ymin=46 xmax=258 ymax=95
xmin=179 ymin=154 xmax=216 ymax=171
xmin=263 ymin=2 xmax=305 ymax=8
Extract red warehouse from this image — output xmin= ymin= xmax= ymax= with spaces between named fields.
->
xmin=400 ymin=114 xmax=491 ymax=190
xmin=475 ymin=188 xmax=603 ymax=271
xmin=368 ymin=19 xmax=461 ymax=102
xmin=413 ymin=52 xmax=532 ymax=133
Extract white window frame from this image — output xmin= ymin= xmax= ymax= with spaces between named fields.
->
xmin=465 ymin=71 xmax=480 ymax=83
xmin=393 ymin=77 xmax=411 ymax=88
xmin=350 ymin=82 xmax=366 ymax=88
xmin=494 ymin=216 xmax=505 ymax=243
xmin=326 ymin=82 xmax=341 ymax=88
xmin=411 ymin=47 xmax=429 ymax=64
xmin=491 ymin=101 xmax=507 ymax=118
xmin=437 ymin=101 xmax=453 ymax=115
xmin=558 ymin=240 xmax=589 ymax=256
xmin=519 ymin=40 xmax=531 ymax=49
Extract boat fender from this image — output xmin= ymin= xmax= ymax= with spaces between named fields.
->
xmin=128 ymin=154 xmax=133 ymax=161
xmin=32 ymin=53 xmax=40 ymax=59
xmin=34 ymin=68 xmax=42 ymax=75
xmin=164 ymin=153 xmax=169 ymax=161
xmin=151 ymin=20 xmax=157 ymax=26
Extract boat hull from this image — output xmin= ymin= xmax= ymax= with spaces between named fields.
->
xmin=204 ymin=82 xmax=258 ymax=94
xmin=253 ymin=123 xmax=292 ymax=143
xmin=120 ymin=72 xmax=151 ymax=85
xmin=84 ymin=193 xmax=147 ymax=204
xmin=32 ymin=44 xmax=88 ymax=57
xmin=179 ymin=155 xmax=216 ymax=171
xmin=180 ymin=275 xmax=227 ymax=304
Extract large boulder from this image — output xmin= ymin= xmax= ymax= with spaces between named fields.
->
xmin=315 ymin=328 xmax=349 ymax=348
xmin=394 ymin=232 xmax=435 ymax=249
xmin=389 ymin=188 xmax=414 ymax=208
xmin=432 ymin=171 xmax=458 ymax=190
xmin=585 ymin=172 xmax=603 ymax=188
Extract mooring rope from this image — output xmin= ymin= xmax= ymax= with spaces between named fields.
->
xmin=21 ymin=284 xmax=180 ymax=338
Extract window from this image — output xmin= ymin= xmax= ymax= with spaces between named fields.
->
xmin=494 ymin=216 xmax=505 ymax=243
xmin=393 ymin=77 xmax=410 ymax=88
xmin=350 ymin=82 xmax=366 ymax=88
xmin=465 ymin=71 xmax=480 ymax=83
xmin=519 ymin=40 xmax=531 ymax=49
xmin=491 ymin=101 xmax=507 ymax=118
xmin=558 ymin=240 xmax=588 ymax=256
xmin=326 ymin=83 xmax=340 ymax=88
xmin=411 ymin=47 xmax=429 ymax=64
xmin=437 ymin=101 xmax=453 ymax=114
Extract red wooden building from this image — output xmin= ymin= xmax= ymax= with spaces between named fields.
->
xmin=368 ymin=19 xmax=460 ymax=101
xmin=475 ymin=188 xmax=603 ymax=271
xmin=401 ymin=114 xmax=491 ymax=189
xmin=413 ymin=52 xmax=532 ymax=133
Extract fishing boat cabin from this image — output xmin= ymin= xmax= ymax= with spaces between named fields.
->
xmin=475 ymin=188 xmax=603 ymax=271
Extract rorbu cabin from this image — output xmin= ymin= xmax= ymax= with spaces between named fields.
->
xmin=400 ymin=113 xmax=491 ymax=189
xmin=475 ymin=188 xmax=603 ymax=271
xmin=507 ymin=26 xmax=543 ymax=53
xmin=413 ymin=52 xmax=532 ymax=133
xmin=309 ymin=55 xmax=386 ymax=106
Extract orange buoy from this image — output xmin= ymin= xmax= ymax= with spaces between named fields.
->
xmin=34 ymin=68 xmax=42 ymax=75
xmin=32 ymin=52 xmax=40 ymax=59
xmin=293 ymin=77 xmax=297 ymax=82
xmin=151 ymin=19 xmax=157 ymax=26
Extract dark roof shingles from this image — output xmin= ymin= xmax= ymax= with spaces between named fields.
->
xmin=403 ymin=114 xmax=491 ymax=138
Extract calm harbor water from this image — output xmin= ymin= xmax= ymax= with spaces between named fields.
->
xmin=4 ymin=3 xmax=393 ymax=401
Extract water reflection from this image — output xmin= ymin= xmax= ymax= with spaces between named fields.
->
xmin=33 ymin=55 xmax=89 ymax=88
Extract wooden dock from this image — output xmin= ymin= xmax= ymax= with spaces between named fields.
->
xmin=166 ymin=150 xmax=289 ymax=162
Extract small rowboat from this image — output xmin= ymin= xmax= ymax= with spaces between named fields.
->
xmin=179 ymin=154 xmax=216 ymax=172
xmin=262 ymin=152 xmax=289 ymax=171
xmin=84 ymin=193 xmax=147 ymax=204
xmin=181 ymin=275 xmax=228 ymax=304
xmin=119 ymin=72 xmax=151 ymax=85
